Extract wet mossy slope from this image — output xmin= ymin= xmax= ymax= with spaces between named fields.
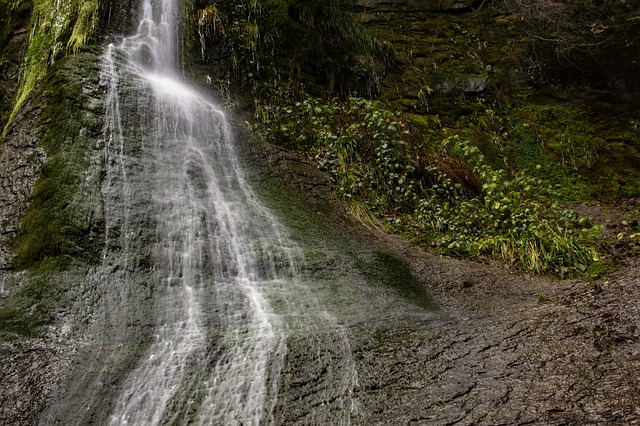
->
xmin=0 ymin=51 xmax=104 ymax=339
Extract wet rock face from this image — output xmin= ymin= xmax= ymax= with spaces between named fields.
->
xmin=0 ymin=110 xmax=45 ymax=273
xmin=0 ymin=52 xmax=106 ymax=425
xmin=0 ymin=8 xmax=44 ymax=281
xmin=98 ymin=0 xmax=141 ymax=41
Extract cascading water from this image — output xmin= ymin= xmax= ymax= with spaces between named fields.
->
xmin=96 ymin=0 xmax=356 ymax=424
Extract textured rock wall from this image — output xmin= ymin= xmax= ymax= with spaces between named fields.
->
xmin=0 ymin=0 xmax=137 ymax=280
xmin=0 ymin=51 xmax=106 ymax=425
xmin=0 ymin=105 xmax=45 ymax=278
xmin=98 ymin=0 xmax=141 ymax=41
xmin=0 ymin=8 xmax=41 ymax=287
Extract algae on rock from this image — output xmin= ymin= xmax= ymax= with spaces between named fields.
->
xmin=1 ymin=52 xmax=104 ymax=338
xmin=2 ymin=0 xmax=99 ymax=134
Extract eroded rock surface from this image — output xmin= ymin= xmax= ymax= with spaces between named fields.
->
xmin=0 ymin=109 xmax=45 ymax=274
xmin=257 ymin=143 xmax=640 ymax=425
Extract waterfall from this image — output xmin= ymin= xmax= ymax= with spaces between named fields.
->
xmin=98 ymin=0 xmax=356 ymax=424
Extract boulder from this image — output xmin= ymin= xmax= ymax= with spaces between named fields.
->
xmin=434 ymin=71 xmax=489 ymax=93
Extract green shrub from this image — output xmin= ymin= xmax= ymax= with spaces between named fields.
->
xmin=190 ymin=0 xmax=390 ymax=97
xmin=416 ymin=136 xmax=600 ymax=275
xmin=257 ymin=93 xmax=601 ymax=276
xmin=256 ymin=96 xmax=420 ymax=214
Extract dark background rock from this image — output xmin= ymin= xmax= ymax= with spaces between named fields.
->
xmin=98 ymin=0 xmax=142 ymax=41
xmin=354 ymin=0 xmax=480 ymax=12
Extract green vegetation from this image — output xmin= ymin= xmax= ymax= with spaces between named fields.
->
xmin=10 ymin=53 xmax=104 ymax=269
xmin=2 ymin=0 xmax=99 ymax=134
xmin=511 ymin=123 xmax=568 ymax=190
xmin=254 ymin=95 xmax=602 ymax=276
xmin=416 ymin=137 xmax=599 ymax=275
xmin=255 ymin=97 xmax=418 ymax=213
xmin=220 ymin=0 xmax=640 ymax=277
xmin=188 ymin=0 xmax=390 ymax=97
xmin=512 ymin=89 xmax=640 ymax=199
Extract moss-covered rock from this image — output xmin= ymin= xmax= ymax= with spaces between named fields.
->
xmin=1 ymin=0 xmax=100 ymax=133
xmin=0 ymin=51 xmax=104 ymax=339
xmin=10 ymin=52 xmax=104 ymax=269
xmin=0 ymin=0 xmax=31 ymax=128
xmin=353 ymin=0 xmax=640 ymax=202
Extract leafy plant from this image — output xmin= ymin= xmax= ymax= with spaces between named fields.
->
xmin=190 ymin=0 xmax=391 ymax=97
xmin=416 ymin=136 xmax=600 ymax=275
xmin=256 ymin=95 xmax=601 ymax=276
xmin=255 ymin=96 xmax=421 ymax=214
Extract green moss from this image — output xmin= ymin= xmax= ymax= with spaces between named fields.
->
xmin=513 ymin=89 xmax=640 ymax=199
xmin=67 ymin=0 xmax=99 ymax=53
xmin=360 ymin=252 xmax=434 ymax=309
xmin=0 ymin=258 xmax=82 ymax=339
xmin=11 ymin=52 xmax=104 ymax=269
xmin=405 ymin=113 xmax=432 ymax=130
xmin=512 ymin=123 xmax=568 ymax=190
xmin=3 ymin=0 xmax=99 ymax=135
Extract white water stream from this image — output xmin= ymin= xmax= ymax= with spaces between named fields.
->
xmin=98 ymin=0 xmax=356 ymax=424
